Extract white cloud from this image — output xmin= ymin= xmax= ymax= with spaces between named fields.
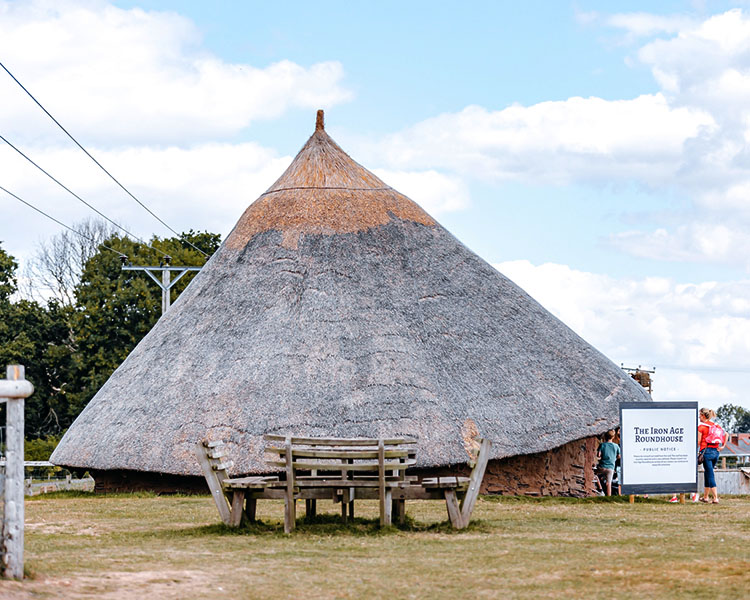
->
xmin=0 ymin=0 xmax=352 ymax=270
xmin=369 ymin=97 xmax=714 ymax=186
xmin=606 ymin=12 xmax=695 ymax=38
xmin=360 ymin=8 xmax=750 ymax=269
xmin=494 ymin=259 xmax=750 ymax=410
xmin=657 ymin=373 xmax=734 ymax=403
xmin=3 ymin=141 xmax=292 ymax=264
xmin=609 ymin=224 xmax=750 ymax=268
xmin=371 ymin=169 xmax=469 ymax=215
xmin=0 ymin=0 xmax=352 ymax=145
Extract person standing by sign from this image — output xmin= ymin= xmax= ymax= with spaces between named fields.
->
xmin=596 ymin=430 xmax=621 ymax=496
xmin=698 ymin=408 xmax=726 ymax=504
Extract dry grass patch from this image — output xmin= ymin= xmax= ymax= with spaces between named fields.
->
xmin=0 ymin=493 xmax=746 ymax=599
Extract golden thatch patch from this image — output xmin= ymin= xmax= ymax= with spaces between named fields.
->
xmin=226 ymin=126 xmax=435 ymax=250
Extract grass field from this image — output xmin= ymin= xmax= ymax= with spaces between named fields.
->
xmin=1 ymin=493 xmax=748 ymax=599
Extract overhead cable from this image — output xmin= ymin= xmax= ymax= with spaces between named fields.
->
xmin=0 ymin=60 xmax=209 ymax=258
xmin=0 ymin=184 xmax=127 ymax=259
xmin=655 ymin=364 xmax=750 ymax=374
xmin=0 ymin=134 xmax=168 ymax=258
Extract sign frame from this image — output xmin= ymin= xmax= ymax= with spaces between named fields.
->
xmin=619 ymin=401 xmax=698 ymax=495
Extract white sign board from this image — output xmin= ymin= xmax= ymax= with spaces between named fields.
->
xmin=620 ymin=402 xmax=698 ymax=495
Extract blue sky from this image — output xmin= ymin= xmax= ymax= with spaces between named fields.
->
xmin=2 ymin=0 xmax=750 ymax=409
xmin=115 ymin=0 xmax=745 ymax=280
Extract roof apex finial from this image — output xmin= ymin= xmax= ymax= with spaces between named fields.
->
xmin=316 ymin=109 xmax=324 ymax=131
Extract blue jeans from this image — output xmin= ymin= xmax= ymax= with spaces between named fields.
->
xmin=702 ymin=447 xmax=719 ymax=488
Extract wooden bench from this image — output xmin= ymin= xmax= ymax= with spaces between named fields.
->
xmin=263 ymin=435 xmax=417 ymax=531
xmin=195 ymin=434 xmax=491 ymax=533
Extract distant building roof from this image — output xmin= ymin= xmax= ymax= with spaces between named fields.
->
xmin=720 ymin=433 xmax=750 ymax=458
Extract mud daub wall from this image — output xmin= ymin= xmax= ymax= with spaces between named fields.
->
xmin=413 ymin=435 xmax=600 ymax=498
xmin=482 ymin=436 xmax=599 ymax=497
xmin=92 ymin=435 xmax=600 ymax=497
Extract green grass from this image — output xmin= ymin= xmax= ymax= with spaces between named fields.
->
xmin=1 ymin=493 xmax=748 ymax=599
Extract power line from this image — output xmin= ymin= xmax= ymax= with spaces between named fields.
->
xmin=655 ymin=364 xmax=750 ymax=374
xmin=0 ymin=60 xmax=209 ymax=258
xmin=0 ymin=134 xmax=168 ymax=259
xmin=0 ymin=184 xmax=127 ymax=259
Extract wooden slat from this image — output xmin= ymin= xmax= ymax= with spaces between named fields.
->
xmin=280 ymin=479 xmax=412 ymax=488
xmin=422 ymin=476 xmax=470 ymax=489
xmin=212 ymin=461 xmax=233 ymax=471
xmin=264 ymin=459 xmax=415 ymax=471
xmin=265 ymin=447 xmax=410 ymax=459
xmin=194 ymin=441 xmax=231 ymax=525
xmin=264 ymin=434 xmax=416 ymax=446
xmin=207 ymin=449 xmax=226 ymax=459
xmin=222 ymin=476 xmax=277 ymax=490
xmin=203 ymin=440 xmax=224 ymax=448
xmin=459 ymin=437 xmax=491 ymax=526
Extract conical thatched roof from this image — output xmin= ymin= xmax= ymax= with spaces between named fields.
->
xmin=52 ymin=111 xmax=650 ymax=477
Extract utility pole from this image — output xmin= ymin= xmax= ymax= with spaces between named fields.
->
xmin=121 ymin=255 xmax=201 ymax=315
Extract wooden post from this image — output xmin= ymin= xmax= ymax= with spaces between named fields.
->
xmin=444 ymin=489 xmax=464 ymax=528
xmin=229 ymin=491 xmax=246 ymax=527
xmin=378 ymin=440 xmax=386 ymax=527
xmin=1 ymin=365 xmax=34 ymax=580
xmin=284 ymin=436 xmax=295 ymax=533
xmin=679 ymin=493 xmax=685 ymax=504
xmin=629 ymin=495 xmax=635 ymax=504
xmin=245 ymin=498 xmax=257 ymax=522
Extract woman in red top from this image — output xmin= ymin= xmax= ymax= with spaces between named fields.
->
xmin=698 ymin=408 xmax=727 ymax=504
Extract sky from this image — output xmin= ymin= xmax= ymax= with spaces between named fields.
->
xmin=1 ymin=0 xmax=750 ymax=411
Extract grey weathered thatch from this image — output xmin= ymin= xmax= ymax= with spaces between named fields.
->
xmin=51 ymin=111 xmax=650 ymax=478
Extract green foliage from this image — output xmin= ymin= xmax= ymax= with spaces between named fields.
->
xmin=0 ymin=243 xmax=75 ymax=436
xmin=65 ymin=230 xmax=218 ymax=421
xmin=25 ymin=435 xmax=62 ymax=461
xmin=0 ymin=242 xmax=18 ymax=301
xmin=0 ymin=231 xmax=220 ymax=439
xmin=716 ymin=403 xmax=750 ymax=433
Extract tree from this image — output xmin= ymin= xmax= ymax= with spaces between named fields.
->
xmin=0 ymin=242 xmax=75 ymax=436
xmin=65 ymin=230 xmax=220 ymax=420
xmin=0 ymin=241 xmax=18 ymax=301
xmin=22 ymin=218 xmax=118 ymax=305
xmin=1 ymin=230 xmax=221 ymax=437
xmin=715 ymin=404 xmax=750 ymax=434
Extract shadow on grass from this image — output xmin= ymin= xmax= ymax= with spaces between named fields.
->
xmin=162 ymin=513 xmax=491 ymax=540
xmin=482 ymin=494 xmax=665 ymax=505
xmin=25 ymin=490 xmax=156 ymax=501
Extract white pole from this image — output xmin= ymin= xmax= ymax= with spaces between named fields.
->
xmin=1 ymin=365 xmax=33 ymax=580
xmin=161 ymin=268 xmax=171 ymax=313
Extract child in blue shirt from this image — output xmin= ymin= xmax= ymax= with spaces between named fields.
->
xmin=596 ymin=429 xmax=620 ymax=496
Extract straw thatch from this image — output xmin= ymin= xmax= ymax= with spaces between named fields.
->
xmin=51 ymin=111 xmax=650 ymax=480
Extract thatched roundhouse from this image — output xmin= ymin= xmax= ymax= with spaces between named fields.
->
xmin=52 ymin=111 xmax=651 ymax=496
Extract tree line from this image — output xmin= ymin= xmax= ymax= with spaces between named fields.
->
xmin=0 ymin=221 xmax=220 ymax=441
